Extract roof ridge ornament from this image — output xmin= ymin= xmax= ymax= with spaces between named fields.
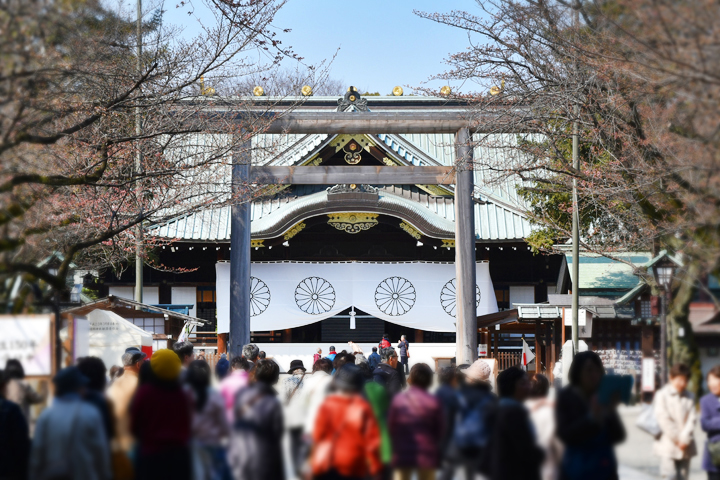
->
xmin=337 ymin=86 xmax=369 ymax=112
xmin=327 ymin=184 xmax=378 ymax=195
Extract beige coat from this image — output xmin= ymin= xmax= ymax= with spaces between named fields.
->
xmin=106 ymin=369 xmax=139 ymax=452
xmin=653 ymin=383 xmax=697 ymax=460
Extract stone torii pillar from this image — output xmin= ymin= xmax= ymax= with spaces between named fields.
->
xmin=454 ymin=127 xmax=478 ymax=365
xmin=229 ymin=144 xmax=251 ymax=358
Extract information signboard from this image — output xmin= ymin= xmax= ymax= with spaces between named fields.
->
xmin=0 ymin=315 xmax=52 ymax=376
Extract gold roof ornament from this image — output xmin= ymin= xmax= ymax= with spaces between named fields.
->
xmin=490 ymin=78 xmax=505 ymax=96
xmin=399 ymin=222 xmax=422 ymax=240
xmin=440 ymin=85 xmax=452 ymax=96
xmin=199 ymin=76 xmax=215 ymax=96
xmin=327 ymin=212 xmax=379 ymax=234
xmin=283 ymin=222 xmax=306 ymax=241
xmin=253 ymin=86 xmax=265 ymax=96
xmin=301 ymin=85 xmax=313 ymax=96
xmin=347 ymin=86 xmax=358 ymax=92
xmin=392 ymin=86 xmax=404 ymax=96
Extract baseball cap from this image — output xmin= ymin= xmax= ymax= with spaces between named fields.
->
xmin=122 ymin=347 xmax=148 ymax=366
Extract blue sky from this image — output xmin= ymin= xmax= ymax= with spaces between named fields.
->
xmin=158 ymin=0 xmax=488 ymax=94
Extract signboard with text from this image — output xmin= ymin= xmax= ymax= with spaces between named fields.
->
xmin=0 ymin=315 xmax=52 ymax=376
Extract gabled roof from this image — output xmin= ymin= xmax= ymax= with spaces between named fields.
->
xmin=565 ymin=252 xmax=653 ymax=292
xmin=63 ymin=295 xmax=209 ymax=325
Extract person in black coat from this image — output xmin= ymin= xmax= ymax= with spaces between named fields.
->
xmin=0 ymin=369 xmax=30 ymax=480
xmin=480 ymin=367 xmax=544 ymax=480
xmin=556 ymin=351 xmax=625 ymax=480
xmin=373 ymin=347 xmax=403 ymax=396
xmin=76 ymin=356 xmax=115 ymax=443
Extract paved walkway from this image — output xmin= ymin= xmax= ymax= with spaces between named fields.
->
xmin=617 ymin=405 xmax=705 ymax=480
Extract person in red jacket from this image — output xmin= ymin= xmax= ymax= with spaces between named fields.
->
xmin=379 ymin=334 xmax=391 ymax=350
xmin=312 ymin=364 xmax=382 ymax=480
xmin=131 ymin=349 xmax=192 ymax=480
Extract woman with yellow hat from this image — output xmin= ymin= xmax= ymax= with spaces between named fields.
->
xmin=130 ymin=349 xmax=193 ymax=480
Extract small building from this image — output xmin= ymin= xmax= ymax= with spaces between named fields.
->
xmin=63 ymin=296 xmax=209 ymax=353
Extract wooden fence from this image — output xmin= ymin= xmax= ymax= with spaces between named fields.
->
xmin=493 ymin=351 xmax=522 ymax=371
xmin=196 ymin=352 xmax=223 ymax=370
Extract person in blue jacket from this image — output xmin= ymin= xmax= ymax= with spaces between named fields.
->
xmin=701 ymin=365 xmax=720 ymax=480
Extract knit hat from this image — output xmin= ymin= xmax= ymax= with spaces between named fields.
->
xmin=464 ymin=359 xmax=492 ymax=384
xmin=150 ymin=349 xmax=182 ymax=381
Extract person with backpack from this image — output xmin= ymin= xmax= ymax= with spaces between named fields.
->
xmin=451 ymin=359 xmax=496 ymax=480
xmin=388 ymin=363 xmax=444 ymax=480
xmin=379 ymin=334 xmax=391 ymax=350
xmin=311 ymin=364 xmax=382 ymax=480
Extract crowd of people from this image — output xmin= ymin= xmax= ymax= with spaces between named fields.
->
xmin=1 ymin=335 xmax=720 ymax=480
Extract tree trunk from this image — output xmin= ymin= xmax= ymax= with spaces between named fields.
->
xmin=666 ymin=259 xmax=702 ymax=398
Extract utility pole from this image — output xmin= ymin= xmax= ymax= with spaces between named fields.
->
xmin=570 ymin=1 xmax=581 ymax=357
xmin=134 ymin=0 xmax=143 ymax=304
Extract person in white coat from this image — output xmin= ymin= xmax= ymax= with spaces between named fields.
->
xmin=654 ymin=363 xmax=697 ymax=480
xmin=526 ymin=374 xmax=563 ymax=480
xmin=30 ymin=367 xmax=111 ymax=480
xmin=300 ymin=358 xmax=333 ymax=436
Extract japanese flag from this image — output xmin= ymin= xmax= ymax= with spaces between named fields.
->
xmin=522 ymin=338 xmax=535 ymax=367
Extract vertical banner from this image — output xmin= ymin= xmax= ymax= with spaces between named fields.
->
xmin=216 ymin=262 xmax=231 ymax=333
xmin=642 ymin=357 xmax=656 ymax=392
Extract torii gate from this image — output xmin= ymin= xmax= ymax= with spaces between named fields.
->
xmin=229 ymin=107 xmax=478 ymax=365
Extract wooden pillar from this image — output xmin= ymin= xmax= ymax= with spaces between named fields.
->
xmin=494 ymin=327 xmax=500 ymax=358
xmin=555 ymin=319 xmax=562 ymax=361
xmin=545 ymin=321 xmax=553 ymax=381
xmin=415 ymin=329 xmax=424 ymax=343
xmin=229 ymin=146 xmax=251 ymax=358
xmin=454 ymin=127 xmax=477 ymax=365
xmin=535 ymin=319 xmax=541 ymax=373
xmin=217 ymin=333 xmax=228 ymax=354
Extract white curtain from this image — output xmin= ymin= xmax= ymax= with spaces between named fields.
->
xmin=216 ymin=261 xmax=498 ymax=333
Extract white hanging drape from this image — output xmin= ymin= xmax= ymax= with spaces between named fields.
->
xmin=216 ymin=261 xmax=498 ymax=333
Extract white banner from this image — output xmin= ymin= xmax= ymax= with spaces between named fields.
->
xmin=216 ymin=261 xmax=498 ymax=333
xmin=0 ymin=315 xmax=52 ymax=376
